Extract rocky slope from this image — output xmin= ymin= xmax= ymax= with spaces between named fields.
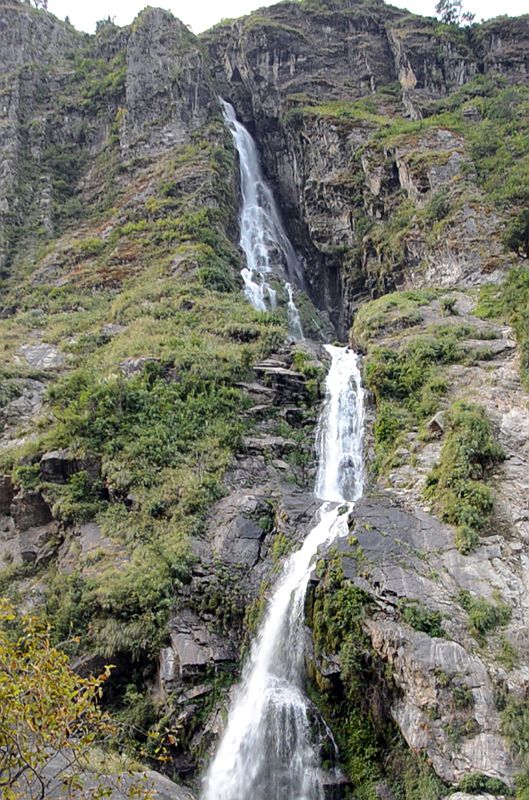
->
xmin=1 ymin=0 xmax=529 ymax=798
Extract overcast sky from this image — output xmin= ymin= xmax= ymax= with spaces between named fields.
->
xmin=46 ymin=0 xmax=527 ymax=35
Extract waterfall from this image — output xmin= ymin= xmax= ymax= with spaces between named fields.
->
xmin=220 ymin=98 xmax=305 ymax=337
xmin=316 ymin=345 xmax=365 ymax=503
xmin=201 ymin=346 xmax=365 ymax=800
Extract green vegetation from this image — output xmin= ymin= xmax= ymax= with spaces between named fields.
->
xmin=308 ymin=557 xmax=447 ymax=799
xmin=457 ymin=773 xmax=513 ymax=795
xmin=458 ymin=590 xmax=511 ymax=640
xmin=501 ymin=694 xmax=529 ymax=798
xmin=401 ymin=601 xmax=444 ymax=638
xmin=0 ymin=90 xmax=289 ymax=761
xmin=452 ymin=686 xmax=474 ymax=711
xmin=425 ymin=402 xmax=504 ymax=553
xmin=362 ymin=321 xmax=466 ymax=472
xmin=352 ymin=289 xmax=433 ymax=348
xmin=477 ymin=267 xmax=529 ymax=391
xmin=0 ymin=599 xmax=153 ymax=800
xmin=288 ymin=73 xmax=529 ymax=295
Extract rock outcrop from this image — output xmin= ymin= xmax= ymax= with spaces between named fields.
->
xmin=1 ymin=0 xmax=529 ymax=797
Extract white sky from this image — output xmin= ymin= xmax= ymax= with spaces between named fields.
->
xmin=46 ymin=0 xmax=528 ymax=35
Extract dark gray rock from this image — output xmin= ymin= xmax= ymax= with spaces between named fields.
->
xmin=10 ymin=490 xmax=52 ymax=532
xmin=162 ymin=609 xmax=237 ymax=688
xmin=40 ymin=450 xmax=101 ymax=483
xmin=119 ymin=356 xmax=160 ymax=378
xmin=18 ymin=523 xmax=58 ymax=565
xmin=0 ymin=475 xmax=14 ymax=514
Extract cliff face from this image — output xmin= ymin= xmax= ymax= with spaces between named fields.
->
xmin=1 ymin=1 xmax=529 ymax=798
xmin=203 ymin=2 xmax=529 ymax=331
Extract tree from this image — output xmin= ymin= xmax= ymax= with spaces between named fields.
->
xmin=435 ymin=0 xmax=475 ymax=25
xmin=504 ymin=209 xmax=529 ymax=259
xmin=0 ymin=600 xmax=152 ymax=799
xmin=33 ymin=1 xmax=49 ymax=8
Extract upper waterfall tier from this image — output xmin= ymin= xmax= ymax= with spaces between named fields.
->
xmin=220 ymin=98 xmax=305 ymax=337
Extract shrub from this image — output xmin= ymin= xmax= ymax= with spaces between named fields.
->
xmin=458 ymin=772 xmax=513 ymax=795
xmin=401 ymin=602 xmax=444 ymax=638
xmin=363 ymin=327 xmax=464 ymax=470
xmin=458 ymin=590 xmax=511 ymax=638
xmin=504 ymin=208 xmax=529 ymax=258
xmin=0 ymin=599 xmax=152 ymax=799
xmin=425 ymin=402 xmax=504 ymax=552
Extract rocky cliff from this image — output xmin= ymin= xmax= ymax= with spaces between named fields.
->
xmin=1 ymin=0 xmax=529 ymax=798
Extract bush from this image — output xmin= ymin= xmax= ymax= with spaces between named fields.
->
xmin=504 ymin=208 xmax=529 ymax=258
xmin=363 ymin=327 xmax=464 ymax=470
xmin=0 ymin=599 xmax=152 ymax=799
xmin=425 ymin=402 xmax=504 ymax=552
xmin=477 ymin=267 xmax=529 ymax=390
xmin=458 ymin=772 xmax=513 ymax=795
xmin=401 ymin=602 xmax=444 ymax=638
xmin=458 ymin=589 xmax=511 ymax=638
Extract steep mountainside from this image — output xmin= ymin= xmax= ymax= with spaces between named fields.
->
xmin=1 ymin=0 xmax=529 ymax=798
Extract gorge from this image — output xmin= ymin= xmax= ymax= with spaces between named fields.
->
xmin=1 ymin=0 xmax=529 ymax=799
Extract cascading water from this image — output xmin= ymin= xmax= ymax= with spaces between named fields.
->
xmin=201 ymin=346 xmax=365 ymax=800
xmin=220 ymin=98 xmax=305 ymax=336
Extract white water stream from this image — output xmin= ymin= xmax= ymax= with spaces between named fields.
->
xmin=220 ymin=99 xmax=305 ymax=337
xmin=201 ymin=104 xmax=366 ymax=800
xmin=202 ymin=345 xmax=365 ymax=800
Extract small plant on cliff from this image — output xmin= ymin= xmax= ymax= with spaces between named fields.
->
xmin=401 ymin=601 xmax=445 ymax=638
xmin=504 ymin=209 xmax=529 ymax=259
xmin=477 ymin=267 xmax=529 ymax=391
xmin=458 ymin=773 xmax=513 ymax=795
xmin=425 ymin=402 xmax=504 ymax=553
xmin=458 ymin=590 xmax=511 ymax=640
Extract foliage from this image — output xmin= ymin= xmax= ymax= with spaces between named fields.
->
xmin=308 ymin=558 xmax=446 ymax=799
xmin=457 ymin=772 xmax=513 ymax=795
xmin=435 ymin=0 xmax=474 ymax=25
xmin=363 ymin=325 xmax=465 ymax=471
xmin=425 ymin=402 xmax=504 ymax=553
xmin=458 ymin=590 xmax=511 ymax=639
xmin=401 ymin=602 xmax=444 ymax=638
xmin=501 ymin=694 xmax=529 ymax=787
xmin=504 ymin=209 xmax=529 ymax=259
xmin=0 ymin=599 xmax=152 ymax=799
xmin=352 ymin=289 xmax=433 ymax=348
xmin=476 ymin=267 xmax=529 ymax=391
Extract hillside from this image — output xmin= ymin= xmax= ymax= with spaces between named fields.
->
xmin=1 ymin=0 xmax=529 ymax=798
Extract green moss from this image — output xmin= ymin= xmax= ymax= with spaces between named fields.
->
xmin=352 ymin=289 xmax=434 ymax=348
xmin=243 ymin=14 xmax=307 ymax=37
xmin=425 ymin=402 xmax=504 ymax=553
xmin=289 ymin=98 xmax=390 ymax=128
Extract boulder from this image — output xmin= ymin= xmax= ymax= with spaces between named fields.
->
xmin=119 ymin=356 xmax=160 ymax=378
xmin=18 ymin=523 xmax=59 ymax=564
xmin=161 ymin=609 xmax=237 ymax=688
xmin=0 ymin=475 xmax=14 ymax=514
xmin=40 ymin=450 xmax=101 ymax=483
xmin=10 ymin=490 xmax=52 ymax=532
xmin=426 ymin=411 xmax=445 ymax=437
xmin=15 ymin=342 xmax=65 ymax=370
